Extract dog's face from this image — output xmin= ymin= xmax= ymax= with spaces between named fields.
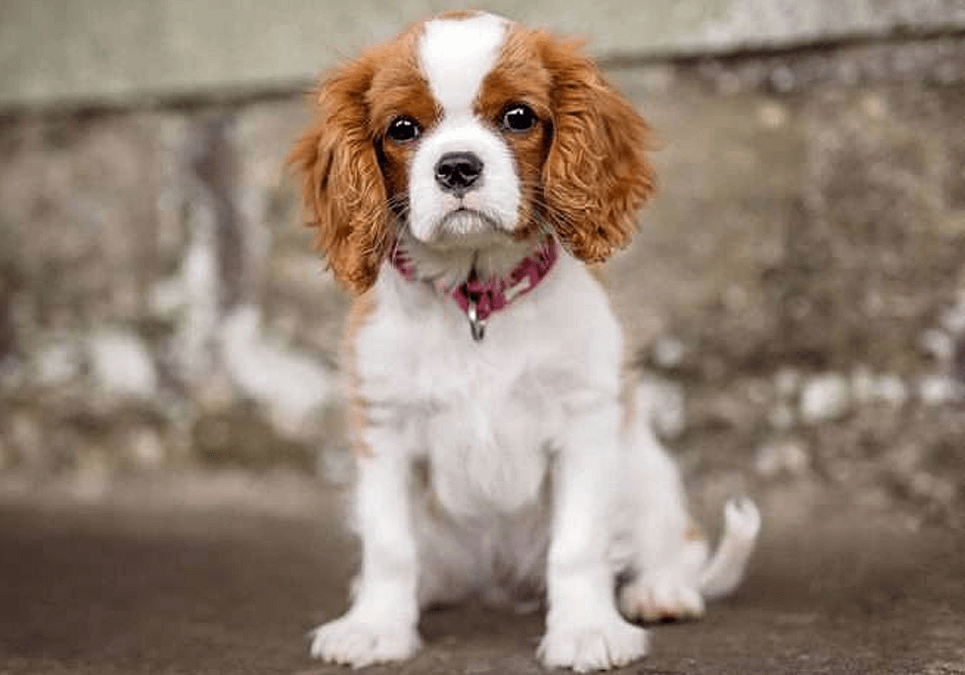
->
xmin=383 ymin=13 xmax=536 ymax=248
xmin=289 ymin=11 xmax=655 ymax=292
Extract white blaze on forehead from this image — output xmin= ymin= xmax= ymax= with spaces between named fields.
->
xmin=418 ymin=13 xmax=509 ymax=113
xmin=408 ymin=14 xmax=520 ymax=245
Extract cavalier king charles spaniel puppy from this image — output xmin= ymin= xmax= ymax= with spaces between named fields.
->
xmin=289 ymin=11 xmax=760 ymax=672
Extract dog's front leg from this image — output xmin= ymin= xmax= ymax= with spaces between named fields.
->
xmin=538 ymin=405 xmax=649 ymax=672
xmin=310 ymin=447 xmax=421 ymax=667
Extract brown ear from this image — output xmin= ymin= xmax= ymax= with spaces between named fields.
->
xmin=538 ymin=35 xmax=656 ymax=263
xmin=287 ymin=55 xmax=390 ymax=293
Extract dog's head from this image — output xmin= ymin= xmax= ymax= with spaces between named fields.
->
xmin=289 ymin=12 xmax=655 ymax=292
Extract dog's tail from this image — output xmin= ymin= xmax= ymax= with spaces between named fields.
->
xmin=699 ymin=498 xmax=761 ymax=600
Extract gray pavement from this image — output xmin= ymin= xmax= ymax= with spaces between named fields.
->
xmin=1 ymin=482 xmax=963 ymax=675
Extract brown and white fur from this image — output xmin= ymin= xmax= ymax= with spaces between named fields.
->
xmin=289 ymin=12 xmax=760 ymax=672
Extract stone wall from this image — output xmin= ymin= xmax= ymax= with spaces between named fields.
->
xmin=0 ymin=100 xmax=346 ymax=491
xmin=1 ymin=13 xmax=964 ymax=523
xmin=5 ymin=0 xmax=964 ymax=107
xmin=608 ymin=37 xmax=965 ymax=526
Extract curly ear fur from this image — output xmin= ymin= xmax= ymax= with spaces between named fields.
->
xmin=538 ymin=35 xmax=656 ymax=263
xmin=287 ymin=55 xmax=391 ymax=294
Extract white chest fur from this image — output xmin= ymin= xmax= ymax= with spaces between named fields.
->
xmin=353 ymin=254 xmax=623 ymax=520
xmin=423 ymin=362 xmax=557 ymax=515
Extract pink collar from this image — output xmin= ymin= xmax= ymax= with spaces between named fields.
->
xmin=390 ymin=237 xmax=558 ymax=341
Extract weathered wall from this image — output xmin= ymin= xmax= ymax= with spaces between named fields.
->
xmin=605 ymin=39 xmax=965 ymax=526
xmin=3 ymin=0 xmax=965 ymax=107
xmin=1 ymin=5 xmax=964 ymax=523
xmin=0 ymin=100 xmax=342 ymax=486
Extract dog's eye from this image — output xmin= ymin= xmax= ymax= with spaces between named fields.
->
xmin=386 ymin=116 xmax=421 ymax=143
xmin=501 ymin=104 xmax=538 ymax=132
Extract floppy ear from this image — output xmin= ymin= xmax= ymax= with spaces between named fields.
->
xmin=538 ymin=35 xmax=656 ymax=263
xmin=287 ymin=55 xmax=391 ymax=293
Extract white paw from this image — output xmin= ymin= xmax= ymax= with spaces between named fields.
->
xmin=618 ymin=576 xmax=705 ymax=623
xmin=309 ymin=613 xmax=420 ymax=668
xmin=538 ymin=617 xmax=648 ymax=672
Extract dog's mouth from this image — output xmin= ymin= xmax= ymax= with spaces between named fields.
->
xmin=430 ymin=207 xmax=509 ymax=247
xmin=443 ymin=206 xmax=498 ymax=228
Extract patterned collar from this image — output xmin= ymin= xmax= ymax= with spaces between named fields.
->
xmin=389 ymin=236 xmax=558 ymax=342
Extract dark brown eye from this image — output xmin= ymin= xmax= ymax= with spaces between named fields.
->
xmin=386 ymin=116 xmax=421 ymax=143
xmin=501 ymin=104 xmax=538 ymax=132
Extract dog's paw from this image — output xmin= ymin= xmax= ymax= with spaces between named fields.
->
xmin=309 ymin=614 xmax=420 ymax=668
xmin=618 ymin=576 xmax=705 ymax=624
xmin=537 ymin=616 xmax=648 ymax=672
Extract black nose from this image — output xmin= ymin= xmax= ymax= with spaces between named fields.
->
xmin=434 ymin=152 xmax=483 ymax=195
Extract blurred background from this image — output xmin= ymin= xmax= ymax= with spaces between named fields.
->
xmin=2 ymin=2 xmax=965 ymax=673
xmin=2 ymin=0 xmax=965 ymax=525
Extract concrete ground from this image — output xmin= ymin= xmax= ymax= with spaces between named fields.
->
xmin=1 ymin=477 xmax=963 ymax=675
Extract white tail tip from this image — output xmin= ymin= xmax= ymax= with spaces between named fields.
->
xmin=700 ymin=498 xmax=761 ymax=600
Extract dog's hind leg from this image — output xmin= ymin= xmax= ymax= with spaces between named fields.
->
xmin=616 ymin=396 xmax=760 ymax=624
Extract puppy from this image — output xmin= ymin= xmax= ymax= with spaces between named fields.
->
xmin=289 ymin=11 xmax=760 ymax=672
